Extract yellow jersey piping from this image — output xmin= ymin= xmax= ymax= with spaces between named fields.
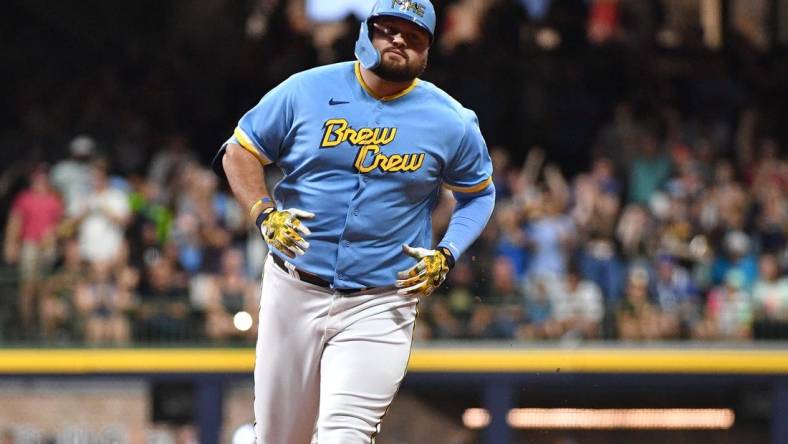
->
xmin=354 ymin=61 xmax=419 ymax=102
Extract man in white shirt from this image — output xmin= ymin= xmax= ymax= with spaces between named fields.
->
xmin=50 ymin=135 xmax=96 ymax=217
xmin=550 ymin=265 xmax=604 ymax=339
xmin=76 ymin=160 xmax=131 ymax=264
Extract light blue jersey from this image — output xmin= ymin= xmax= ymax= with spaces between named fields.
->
xmin=220 ymin=61 xmax=493 ymax=289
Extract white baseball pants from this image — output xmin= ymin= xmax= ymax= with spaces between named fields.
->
xmin=254 ymin=255 xmax=418 ymax=444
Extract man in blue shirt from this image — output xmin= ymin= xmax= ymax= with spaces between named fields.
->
xmin=214 ymin=1 xmax=495 ymax=442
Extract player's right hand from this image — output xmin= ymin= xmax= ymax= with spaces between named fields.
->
xmin=257 ymin=208 xmax=315 ymax=258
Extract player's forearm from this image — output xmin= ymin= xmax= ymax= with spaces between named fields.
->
xmin=222 ymin=143 xmax=274 ymax=221
xmin=437 ymin=184 xmax=495 ymax=259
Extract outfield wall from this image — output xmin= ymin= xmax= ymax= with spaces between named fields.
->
xmin=0 ymin=345 xmax=786 ymax=444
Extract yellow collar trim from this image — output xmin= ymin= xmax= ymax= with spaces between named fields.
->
xmin=354 ymin=61 xmax=419 ymax=101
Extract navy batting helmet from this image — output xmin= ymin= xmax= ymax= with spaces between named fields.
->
xmin=355 ymin=0 xmax=437 ymax=70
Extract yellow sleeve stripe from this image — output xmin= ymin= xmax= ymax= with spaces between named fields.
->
xmin=233 ymin=127 xmax=271 ymax=166
xmin=443 ymin=176 xmax=493 ymax=193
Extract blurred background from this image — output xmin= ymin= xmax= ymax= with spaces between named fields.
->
xmin=1 ymin=0 xmax=787 ymax=443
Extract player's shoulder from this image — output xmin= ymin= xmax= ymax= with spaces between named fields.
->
xmin=414 ymin=80 xmax=479 ymax=127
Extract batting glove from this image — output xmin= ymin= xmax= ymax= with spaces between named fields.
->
xmin=257 ymin=208 xmax=315 ymax=259
xmin=395 ymin=244 xmax=455 ymax=297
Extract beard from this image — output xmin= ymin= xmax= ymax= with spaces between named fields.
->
xmin=371 ymin=51 xmax=427 ymax=83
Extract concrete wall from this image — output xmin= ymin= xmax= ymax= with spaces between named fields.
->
xmin=0 ymin=379 xmax=149 ymax=444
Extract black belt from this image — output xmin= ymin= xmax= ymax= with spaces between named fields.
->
xmin=270 ymin=254 xmax=369 ymax=293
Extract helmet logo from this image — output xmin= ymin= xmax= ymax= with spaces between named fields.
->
xmin=391 ymin=0 xmax=425 ymax=17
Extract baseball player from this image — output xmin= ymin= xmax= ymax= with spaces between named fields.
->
xmin=213 ymin=1 xmax=495 ymax=442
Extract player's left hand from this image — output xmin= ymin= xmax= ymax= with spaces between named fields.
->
xmin=395 ymin=244 xmax=454 ymax=297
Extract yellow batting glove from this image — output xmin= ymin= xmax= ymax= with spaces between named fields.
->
xmin=258 ymin=208 xmax=315 ymax=258
xmin=395 ymin=244 xmax=454 ymax=297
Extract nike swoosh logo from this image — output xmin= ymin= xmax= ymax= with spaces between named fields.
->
xmin=329 ymin=98 xmax=350 ymax=105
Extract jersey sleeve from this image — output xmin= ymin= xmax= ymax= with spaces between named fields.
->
xmin=232 ymin=74 xmax=299 ymax=166
xmin=442 ymin=110 xmax=493 ymax=193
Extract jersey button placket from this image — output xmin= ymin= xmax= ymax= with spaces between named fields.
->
xmin=374 ymin=101 xmax=383 ymax=124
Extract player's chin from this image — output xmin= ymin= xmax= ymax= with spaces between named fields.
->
xmin=373 ymin=60 xmax=423 ymax=83
xmin=383 ymin=51 xmax=408 ymax=63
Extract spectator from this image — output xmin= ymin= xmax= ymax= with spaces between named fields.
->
xmin=171 ymin=165 xmax=238 ymax=274
xmin=695 ymin=270 xmax=753 ymax=340
xmin=628 ymin=131 xmax=671 ymax=204
xmin=616 ymin=267 xmax=662 ymax=341
xmin=525 ymin=166 xmax=576 ymax=279
xmin=75 ymin=261 xmax=133 ymax=344
xmin=573 ymin=158 xmax=624 ymax=304
xmin=50 ymin=135 xmax=95 ymax=217
xmin=521 ymin=276 xmax=561 ymax=340
xmin=493 ymin=202 xmax=529 ymax=281
xmin=442 ymin=260 xmax=478 ymax=329
xmin=753 ymin=254 xmax=788 ymax=322
xmin=752 ymin=183 xmax=787 ymax=254
xmin=136 ymin=258 xmax=191 ymax=341
xmin=697 ymin=161 xmax=750 ymax=233
xmin=711 ymin=230 xmax=758 ymax=291
xmin=147 ymin=132 xmax=197 ymax=194
xmin=653 ymin=255 xmax=699 ymax=338
xmin=615 ymin=203 xmax=656 ymax=261
xmin=550 ymin=263 xmax=604 ymax=340
xmin=589 ymin=156 xmax=621 ymax=197
xmin=39 ymin=238 xmax=84 ymax=341
xmin=423 ymin=297 xmax=463 ymax=340
xmin=73 ymin=160 xmax=131 ymax=265
xmin=204 ymin=249 xmax=258 ymax=342
xmin=3 ymin=164 xmax=64 ymax=334
xmin=467 ymin=257 xmax=524 ymax=339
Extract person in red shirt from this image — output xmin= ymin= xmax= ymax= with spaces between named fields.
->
xmin=4 ymin=164 xmax=64 ymax=334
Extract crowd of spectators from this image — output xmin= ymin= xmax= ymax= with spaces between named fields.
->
xmin=1 ymin=0 xmax=787 ymax=344
xmin=421 ymin=131 xmax=788 ymax=342
xmin=3 ymin=135 xmax=261 ymax=344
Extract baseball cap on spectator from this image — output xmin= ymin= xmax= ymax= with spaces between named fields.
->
xmin=69 ymin=135 xmax=96 ymax=158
